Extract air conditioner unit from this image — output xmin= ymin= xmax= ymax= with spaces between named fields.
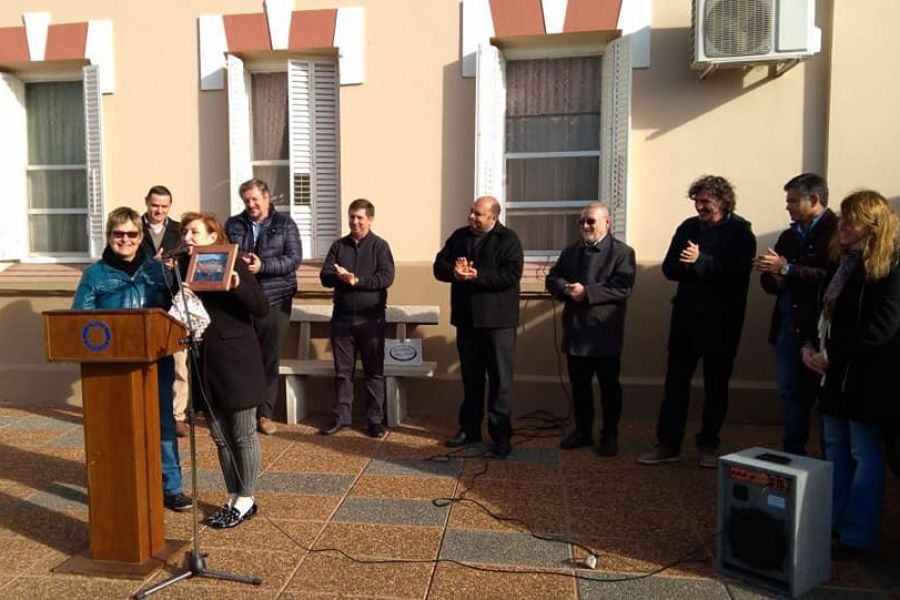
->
xmin=692 ymin=0 xmax=822 ymax=71
xmin=717 ymin=447 xmax=832 ymax=597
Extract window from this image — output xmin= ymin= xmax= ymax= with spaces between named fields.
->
xmin=504 ymin=57 xmax=601 ymax=251
xmin=0 ymin=65 xmax=105 ymax=261
xmin=26 ymin=81 xmax=88 ymax=254
xmin=474 ymin=38 xmax=631 ymax=259
xmin=228 ymin=56 xmax=339 ymax=259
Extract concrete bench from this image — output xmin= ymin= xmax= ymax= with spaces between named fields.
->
xmin=278 ymin=304 xmax=439 ymax=426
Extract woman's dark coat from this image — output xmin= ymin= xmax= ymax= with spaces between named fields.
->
xmin=193 ymin=259 xmax=270 ymax=412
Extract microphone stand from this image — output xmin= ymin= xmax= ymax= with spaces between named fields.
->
xmin=134 ymin=255 xmax=261 ymax=599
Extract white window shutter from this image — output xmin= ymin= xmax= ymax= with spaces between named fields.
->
xmin=310 ymin=61 xmax=340 ymax=259
xmin=227 ymin=54 xmax=252 ymax=215
xmin=474 ymin=41 xmax=506 ymax=211
xmin=0 ymin=73 xmax=27 ymax=260
xmin=600 ymin=36 xmax=632 ymax=241
xmin=288 ymin=59 xmax=314 ymax=257
xmin=83 ymin=64 xmax=106 ymax=258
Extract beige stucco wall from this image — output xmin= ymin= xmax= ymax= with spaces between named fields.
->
xmin=6 ymin=0 xmax=898 ymax=425
xmin=826 ymin=0 xmax=900 ymax=202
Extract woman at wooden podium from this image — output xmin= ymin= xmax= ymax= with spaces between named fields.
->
xmin=180 ymin=212 xmax=269 ymax=529
xmin=72 ymin=206 xmax=192 ymax=513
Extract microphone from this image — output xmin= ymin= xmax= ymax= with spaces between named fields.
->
xmin=162 ymin=245 xmax=191 ymax=259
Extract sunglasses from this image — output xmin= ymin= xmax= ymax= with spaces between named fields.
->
xmin=110 ymin=230 xmax=140 ymax=240
xmin=578 ymin=218 xmax=598 ymax=225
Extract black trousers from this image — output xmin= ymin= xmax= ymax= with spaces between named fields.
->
xmin=656 ymin=346 xmax=735 ymax=452
xmin=331 ymin=317 xmax=385 ymax=425
xmin=566 ymin=354 xmax=622 ymax=438
xmin=253 ymin=297 xmax=292 ymax=420
xmin=456 ymin=326 xmax=516 ymax=444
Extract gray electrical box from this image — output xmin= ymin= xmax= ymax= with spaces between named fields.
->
xmin=717 ymin=447 xmax=832 ymax=597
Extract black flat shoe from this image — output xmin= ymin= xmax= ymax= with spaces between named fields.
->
xmin=445 ymin=430 xmax=481 ymax=448
xmin=596 ymin=435 xmax=619 ymax=457
xmin=367 ymin=422 xmax=386 ymax=438
xmin=321 ymin=423 xmax=348 ymax=436
xmin=211 ymin=504 xmax=258 ymax=529
xmin=203 ymin=504 xmax=231 ymax=527
xmin=484 ymin=442 xmax=511 ymax=459
xmin=560 ymin=430 xmax=593 ymax=450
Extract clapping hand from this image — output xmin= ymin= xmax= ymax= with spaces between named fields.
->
xmin=453 ymin=257 xmax=477 ymax=281
xmin=335 ymin=263 xmax=358 ymax=286
xmin=679 ymin=240 xmax=700 ymax=264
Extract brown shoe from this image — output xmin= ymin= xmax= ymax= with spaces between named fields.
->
xmin=174 ymin=420 xmax=188 ymax=438
xmin=258 ymin=417 xmax=277 ymax=435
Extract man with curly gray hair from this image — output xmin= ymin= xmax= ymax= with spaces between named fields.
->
xmin=637 ymin=175 xmax=757 ymax=468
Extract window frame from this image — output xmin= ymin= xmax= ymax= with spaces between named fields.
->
xmin=474 ymin=37 xmax=632 ymax=262
xmin=227 ymin=54 xmax=341 ymax=261
xmin=0 ymin=65 xmax=105 ymax=263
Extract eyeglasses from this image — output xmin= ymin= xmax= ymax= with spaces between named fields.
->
xmin=578 ymin=218 xmax=597 ymax=225
xmin=110 ymin=230 xmax=140 ymax=240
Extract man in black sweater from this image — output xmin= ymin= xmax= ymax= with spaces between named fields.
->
xmin=638 ymin=175 xmax=756 ymax=468
xmin=320 ymin=199 xmax=395 ymax=438
xmin=434 ymin=196 xmax=524 ymax=458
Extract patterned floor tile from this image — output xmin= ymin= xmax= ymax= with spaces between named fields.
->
xmin=439 ymin=528 xmax=572 ymax=569
xmin=332 ymin=497 xmax=449 ymax=527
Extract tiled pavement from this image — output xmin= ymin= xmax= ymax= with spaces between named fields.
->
xmin=0 ymin=406 xmax=898 ymax=599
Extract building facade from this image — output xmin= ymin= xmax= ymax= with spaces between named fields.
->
xmin=0 ymin=0 xmax=897 ymax=423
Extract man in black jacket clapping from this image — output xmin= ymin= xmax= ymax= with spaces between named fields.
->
xmin=320 ymin=199 xmax=395 ymax=438
xmin=637 ymin=175 xmax=756 ymax=468
xmin=434 ymin=196 xmax=524 ymax=458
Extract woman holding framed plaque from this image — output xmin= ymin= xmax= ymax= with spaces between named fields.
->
xmin=180 ymin=212 xmax=269 ymax=529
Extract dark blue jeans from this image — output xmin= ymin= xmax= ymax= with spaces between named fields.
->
xmin=775 ymin=326 xmax=821 ymax=455
xmin=822 ymin=416 xmax=884 ymax=549
xmin=157 ymin=355 xmax=183 ymax=496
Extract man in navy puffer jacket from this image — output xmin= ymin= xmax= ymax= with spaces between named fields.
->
xmin=225 ymin=178 xmax=302 ymax=435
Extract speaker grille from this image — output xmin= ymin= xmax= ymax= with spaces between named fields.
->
xmin=703 ymin=0 xmax=773 ymax=57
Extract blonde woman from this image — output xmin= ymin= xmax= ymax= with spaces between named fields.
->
xmin=802 ymin=190 xmax=900 ymax=558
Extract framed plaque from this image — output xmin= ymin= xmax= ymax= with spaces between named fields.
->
xmin=185 ymin=244 xmax=239 ymax=291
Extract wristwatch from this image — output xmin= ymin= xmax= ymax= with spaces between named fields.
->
xmin=779 ymin=263 xmax=791 ymax=276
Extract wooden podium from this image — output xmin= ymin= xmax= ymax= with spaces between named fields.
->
xmin=44 ymin=308 xmax=189 ymax=577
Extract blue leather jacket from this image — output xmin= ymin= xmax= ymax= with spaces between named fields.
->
xmin=72 ymin=257 xmax=170 ymax=310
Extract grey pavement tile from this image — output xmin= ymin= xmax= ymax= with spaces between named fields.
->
xmin=192 ymin=468 xmax=227 ymax=492
xmin=578 ymin=573 xmax=730 ymax=599
xmin=725 ymin=578 xmax=887 ymax=599
xmin=364 ymin=457 xmax=461 ymax=478
xmin=23 ymin=483 xmax=88 ymax=511
xmin=45 ymin=429 xmax=84 ymax=448
xmin=862 ymin=551 xmax=900 ymax=591
xmin=440 ymin=528 xmax=571 ymax=569
xmin=256 ymin=472 xmax=355 ymax=495
xmin=3 ymin=416 xmax=78 ymax=432
xmin=333 ymin=497 xmax=449 ymax=527
xmin=507 ymin=445 xmax=560 ymax=465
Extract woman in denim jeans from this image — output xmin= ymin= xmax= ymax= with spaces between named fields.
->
xmin=802 ymin=190 xmax=900 ymax=559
